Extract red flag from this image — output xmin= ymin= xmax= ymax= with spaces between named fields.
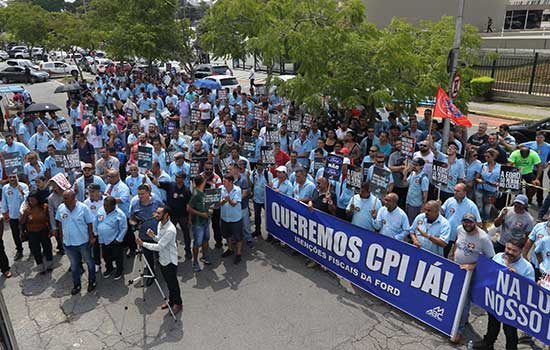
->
xmin=433 ymin=87 xmax=472 ymax=128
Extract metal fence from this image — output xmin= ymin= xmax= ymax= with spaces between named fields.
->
xmin=232 ymin=56 xmax=297 ymax=75
xmin=473 ymin=52 xmax=550 ymax=96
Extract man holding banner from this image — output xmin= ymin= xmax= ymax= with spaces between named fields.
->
xmin=472 ymin=238 xmax=534 ymax=350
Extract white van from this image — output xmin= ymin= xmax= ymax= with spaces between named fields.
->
xmin=39 ymin=61 xmax=79 ymax=77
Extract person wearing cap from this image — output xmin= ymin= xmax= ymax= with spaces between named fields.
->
xmin=449 ymin=213 xmax=495 ymax=343
xmin=441 ymin=183 xmax=481 ymax=257
xmin=48 ymin=174 xmax=71 ymax=255
xmin=74 ymin=163 xmax=107 ymax=202
xmin=273 ymin=166 xmax=293 ymax=196
xmin=168 ymin=152 xmax=190 ymax=187
xmin=403 ymin=157 xmax=429 ymax=223
xmin=493 ymin=194 xmax=535 ymax=254
xmin=151 ymin=169 xmax=192 ymax=259
xmin=49 ymin=127 xmax=69 ymax=152
xmin=409 ymin=200 xmax=451 ymax=256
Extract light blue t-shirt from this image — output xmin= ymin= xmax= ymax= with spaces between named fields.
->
xmin=410 ymin=213 xmax=451 ymax=256
xmin=346 ymin=194 xmax=381 ymax=232
xmin=406 ymin=172 xmax=429 ymax=207
xmin=528 ymin=222 xmax=550 ymax=267
xmin=493 ymin=252 xmax=535 ymax=281
xmin=220 ymin=185 xmax=242 ymax=222
xmin=441 ymin=197 xmax=481 ymax=241
xmin=534 ymin=236 xmax=550 ymax=274
xmin=373 ymin=206 xmax=410 ymax=240
xmin=94 ymin=207 xmax=128 ymax=244
xmin=56 ymin=202 xmax=93 ymax=246
xmin=477 ymin=162 xmax=501 ymax=193
xmin=436 ymin=153 xmax=465 ymax=194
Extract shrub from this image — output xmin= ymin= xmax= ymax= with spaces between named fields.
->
xmin=470 ymin=76 xmax=495 ymax=97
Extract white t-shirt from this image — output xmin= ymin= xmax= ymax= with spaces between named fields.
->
xmin=140 ymin=117 xmax=158 ymax=133
xmin=84 ymin=124 xmax=102 ymax=148
xmin=199 ymin=102 xmax=211 ymax=120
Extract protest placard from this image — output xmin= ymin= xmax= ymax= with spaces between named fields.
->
xmin=254 ymin=105 xmax=264 ymax=121
xmin=370 ymin=167 xmax=392 ymax=198
xmin=165 ymin=148 xmax=178 ymax=165
xmin=362 ymin=161 xmax=373 ymax=182
xmin=431 ymin=160 xmax=449 ymax=188
xmin=498 ymin=166 xmax=522 ymax=193
xmin=235 ymin=114 xmax=246 ymax=129
xmin=191 ymin=109 xmax=201 ymax=123
xmin=288 ymin=119 xmax=301 ymax=133
xmin=53 ymin=151 xmax=66 ymax=168
xmin=323 ymin=154 xmax=344 ymax=181
xmin=57 ymin=119 xmax=71 ymax=135
xmin=312 ymin=157 xmax=325 ymax=174
xmin=400 ymin=136 xmax=416 ymax=159
xmin=83 ymin=105 xmax=94 ymax=121
xmin=268 ymin=113 xmax=280 ymax=126
xmin=138 ymin=146 xmax=153 ymax=170
xmin=189 ymin=160 xmax=200 ymax=179
xmin=260 ymin=146 xmax=275 ymax=165
xmin=265 ymin=128 xmax=279 ymax=144
xmin=2 ymin=152 xmax=23 ymax=176
xmin=65 ymin=150 xmax=81 ymax=171
xmin=205 ymin=188 xmax=222 ymax=209
xmin=301 ymin=114 xmax=312 ymax=128
xmin=346 ymin=165 xmax=363 ymax=192
xmin=160 ymin=108 xmax=171 ymax=119
xmin=241 ymin=137 xmax=256 ymax=158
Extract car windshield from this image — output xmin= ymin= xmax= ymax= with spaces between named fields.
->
xmin=213 ymin=66 xmax=229 ymax=74
xmin=220 ymin=78 xmax=238 ymax=86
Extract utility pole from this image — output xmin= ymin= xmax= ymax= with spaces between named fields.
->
xmin=441 ymin=0 xmax=465 ymax=153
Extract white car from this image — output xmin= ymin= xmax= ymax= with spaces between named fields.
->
xmin=0 ymin=50 xmax=8 ymax=61
xmin=6 ymin=59 xmax=39 ymax=70
xmin=159 ymin=61 xmax=181 ymax=74
xmin=51 ymin=50 xmax=68 ymax=60
xmin=39 ymin=61 xmax=79 ymax=77
xmin=205 ymin=75 xmax=240 ymax=91
xmin=90 ymin=58 xmax=113 ymax=74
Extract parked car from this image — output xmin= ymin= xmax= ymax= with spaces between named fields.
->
xmin=90 ymin=58 xmax=113 ymax=74
xmin=509 ymin=118 xmax=550 ymax=144
xmin=159 ymin=61 xmax=182 ymax=74
xmin=194 ymin=64 xmax=232 ymax=79
xmin=6 ymin=59 xmax=39 ymax=70
xmin=7 ymin=46 xmax=29 ymax=59
xmin=0 ymin=66 xmax=49 ymax=83
xmin=31 ymin=48 xmax=45 ymax=59
xmin=0 ymin=50 xmax=8 ymax=61
xmin=204 ymin=75 xmax=240 ymax=91
xmin=39 ymin=61 xmax=79 ymax=77
xmin=51 ymin=50 xmax=69 ymax=60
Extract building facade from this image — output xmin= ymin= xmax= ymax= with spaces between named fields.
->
xmin=505 ymin=0 xmax=550 ymax=30
xmin=362 ymin=0 xmax=507 ymax=32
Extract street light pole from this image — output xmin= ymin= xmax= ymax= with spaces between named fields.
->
xmin=441 ymin=0 xmax=465 ymax=153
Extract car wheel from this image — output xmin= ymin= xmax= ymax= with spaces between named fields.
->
xmin=31 ymin=77 xmax=37 ymax=84
xmin=71 ymin=70 xmax=78 ymax=78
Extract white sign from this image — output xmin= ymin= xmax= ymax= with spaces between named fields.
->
xmin=451 ymin=74 xmax=461 ymax=99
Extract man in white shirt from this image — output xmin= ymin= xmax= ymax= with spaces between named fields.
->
xmin=198 ymin=95 xmax=212 ymax=123
xmin=136 ymin=206 xmax=182 ymax=315
xmin=140 ymin=110 xmax=158 ymax=135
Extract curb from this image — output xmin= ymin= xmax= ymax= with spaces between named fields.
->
xmin=468 ymin=109 xmax=539 ymax=122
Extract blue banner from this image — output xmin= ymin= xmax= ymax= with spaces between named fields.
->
xmin=265 ymin=187 xmax=471 ymax=336
xmin=471 ymin=255 xmax=550 ymax=345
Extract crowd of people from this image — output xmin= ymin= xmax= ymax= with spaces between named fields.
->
xmin=0 ymin=67 xmax=549 ymax=348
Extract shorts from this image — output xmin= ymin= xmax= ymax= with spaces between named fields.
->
xmin=221 ymin=219 xmax=243 ymax=242
xmin=192 ymin=224 xmax=210 ymax=247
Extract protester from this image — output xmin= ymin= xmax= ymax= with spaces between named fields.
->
xmin=20 ymin=191 xmax=52 ymax=274
xmin=187 ymin=176 xmax=212 ymax=272
xmin=2 ymin=174 xmax=29 ymax=261
xmin=220 ymin=174 xmax=243 ymax=264
xmin=136 ymin=206 xmax=183 ymax=314
xmin=409 ymin=200 xmax=451 ymax=256
xmin=95 ymin=196 xmax=127 ymax=280
xmin=493 ymin=194 xmax=535 ymax=254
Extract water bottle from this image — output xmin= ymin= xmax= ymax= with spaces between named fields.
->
xmin=467 ymin=340 xmax=474 ymax=350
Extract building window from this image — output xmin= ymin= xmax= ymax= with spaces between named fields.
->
xmin=526 ymin=10 xmax=543 ymax=28
xmin=511 ymin=10 xmax=528 ymax=29
xmin=505 ymin=10 xmax=513 ymax=29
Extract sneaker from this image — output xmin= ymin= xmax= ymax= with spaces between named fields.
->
xmin=87 ymin=281 xmax=96 ymax=292
xmin=199 ymin=256 xmax=212 ymax=265
xmin=113 ymin=271 xmax=123 ymax=280
xmin=192 ymin=261 xmax=201 ymax=272
xmin=13 ymin=251 xmax=23 ymax=261
xmin=103 ymin=269 xmax=113 ymax=278
xmin=2 ymin=271 xmax=12 ymax=278
xmin=472 ymin=339 xmax=494 ymax=350
xmin=221 ymin=249 xmax=233 ymax=258
xmin=71 ymin=284 xmax=82 ymax=295
xmin=233 ymin=255 xmax=242 ymax=265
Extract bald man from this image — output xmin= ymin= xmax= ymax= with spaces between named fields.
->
xmin=55 ymin=190 xmax=96 ymax=295
xmin=410 ymin=200 xmax=451 ymax=257
xmin=373 ymin=193 xmax=409 ymax=241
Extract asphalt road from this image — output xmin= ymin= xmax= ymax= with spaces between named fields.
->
xmin=0 ymin=70 xmax=546 ymax=350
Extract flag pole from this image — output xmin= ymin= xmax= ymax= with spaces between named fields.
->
xmin=441 ymin=0 xmax=465 ymax=154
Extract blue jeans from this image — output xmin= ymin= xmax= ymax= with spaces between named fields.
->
xmin=191 ymin=224 xmax=210 ymax=247
xmin=65 ymin=242 xmax=96 ymax=286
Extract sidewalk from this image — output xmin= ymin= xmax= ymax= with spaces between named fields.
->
xmin=469 ymin=101 xmax=550 ymax=122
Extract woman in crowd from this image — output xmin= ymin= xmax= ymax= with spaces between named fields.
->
xmin=20 ymin=191 xmax=52 ymax=274
xmin=475 ymin=148 xmax=501 ymax=225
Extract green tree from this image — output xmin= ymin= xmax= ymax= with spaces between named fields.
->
xmin=3 ymin=2 xmax=50 ymax=54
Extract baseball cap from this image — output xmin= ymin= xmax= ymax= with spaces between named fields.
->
xmin=412 ymin=157 xmax=425 ymax=166
xmin=340 ymin=147 xmax=349 ymax=155
xmin=82 ymin=163 xmax=93 ymax=170
xmin=513 ymin=194 xmax=528 ymax=205
xmin=462 ymin=213 xmax=476 ymax=222
xmin=275 ymin=165 xmax=287 ymax=173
